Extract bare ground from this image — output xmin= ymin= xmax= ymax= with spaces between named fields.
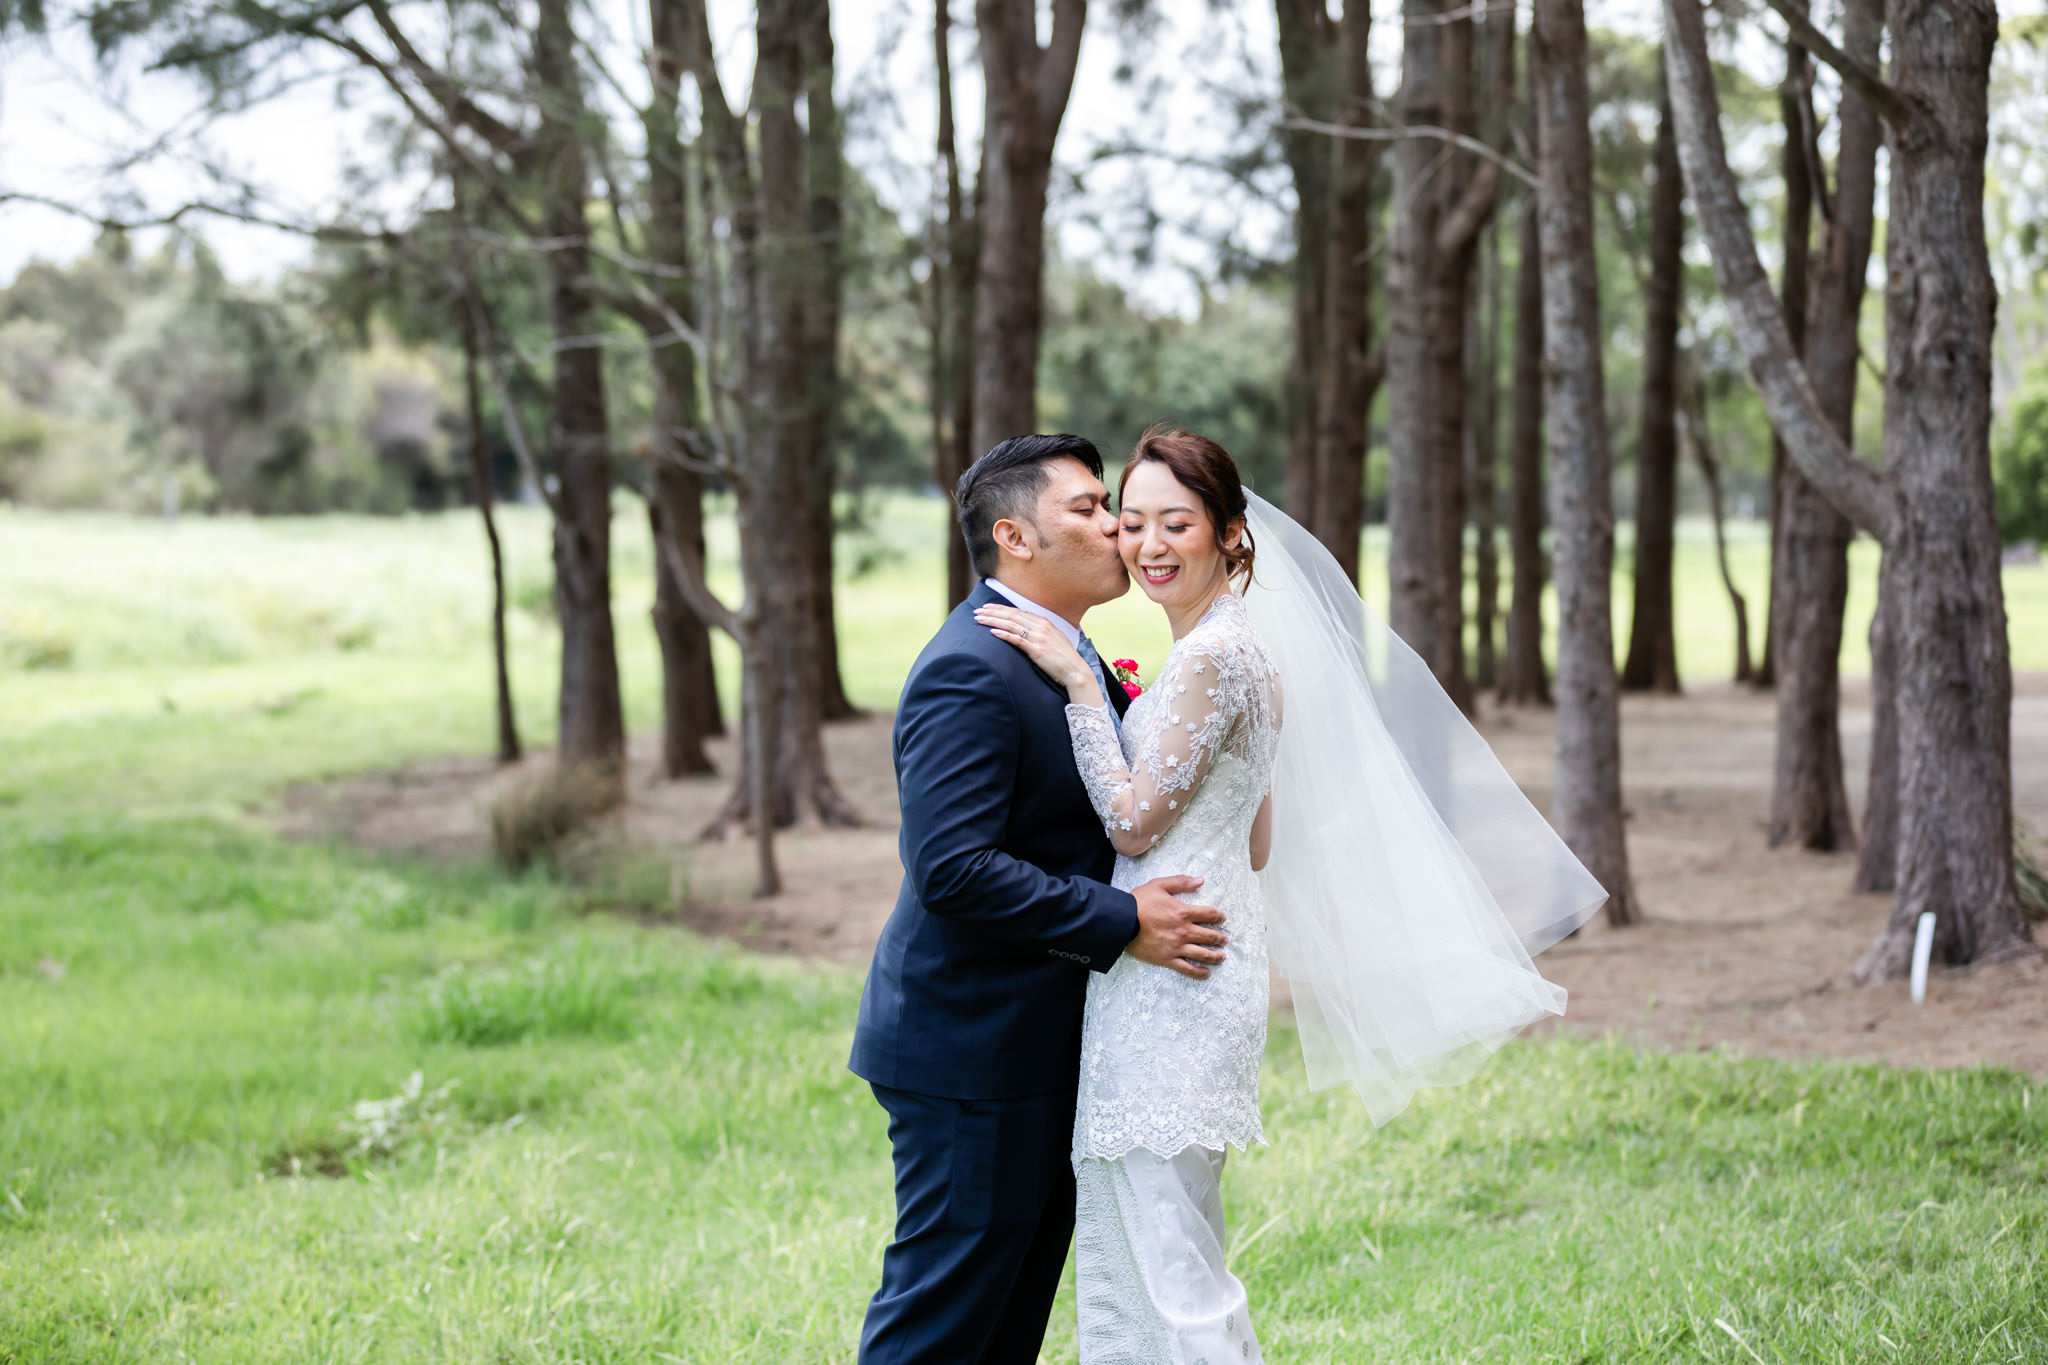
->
xmin=280 ymin=674 xmax=2048 ymax=1077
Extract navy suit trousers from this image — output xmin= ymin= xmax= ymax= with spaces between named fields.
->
xmin=859 ymin=1083 xmax=1077 ymax=1365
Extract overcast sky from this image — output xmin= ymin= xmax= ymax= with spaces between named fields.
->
xmin=1 ymin=0 xmax=1669 ymax=315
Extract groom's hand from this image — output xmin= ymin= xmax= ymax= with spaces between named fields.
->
xmin=1127 ymin=876 xmax=1227 ymax=980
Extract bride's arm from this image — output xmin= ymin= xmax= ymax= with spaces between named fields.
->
xmin=972 ymin=602 xmax=1251 ymax=856
xmin=1065 ymin=646 xmax=1239 ymax=857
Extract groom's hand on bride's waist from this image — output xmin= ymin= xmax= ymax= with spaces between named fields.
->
xmin=1126 ymin=876 xmax=1228 ymax=980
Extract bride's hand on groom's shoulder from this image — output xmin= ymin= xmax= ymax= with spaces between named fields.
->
xmin=973 ymin=604 xmax=1102 ymax=705
xmin=1127 ymin=876 xmax=1228 ymax=980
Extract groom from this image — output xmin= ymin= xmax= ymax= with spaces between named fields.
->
xmin=850 ymin=434 xmax=1229 ymax=1364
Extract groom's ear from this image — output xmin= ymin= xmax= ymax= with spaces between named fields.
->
xmin=990 ymin=516 xmax=1034 ymax=564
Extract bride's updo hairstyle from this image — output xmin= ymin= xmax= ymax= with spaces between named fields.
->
xmin=1119 ymin=424 xmax=1256 ymax=589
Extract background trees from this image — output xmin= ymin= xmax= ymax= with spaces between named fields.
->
xmin=1665 ymin=0 xmax=2031 ymax=976
xmin=1 ymin=0 xmax=2042 ymax=967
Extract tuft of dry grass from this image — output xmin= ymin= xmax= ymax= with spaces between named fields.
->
xmin=487 ymin=761 xmax=622 ymax=870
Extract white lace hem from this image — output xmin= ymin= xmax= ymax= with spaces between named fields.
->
xmin=1073 ymin=1116 xmax=1267 ymax=1167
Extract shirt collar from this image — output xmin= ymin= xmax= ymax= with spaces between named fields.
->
xmin=983 ymin=578 xmax=1085 ymax=650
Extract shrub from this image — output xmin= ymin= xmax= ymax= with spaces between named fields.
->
xmin=488 ymin=761 xmax=621 ymax=871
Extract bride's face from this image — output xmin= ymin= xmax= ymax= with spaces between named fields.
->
xmin=1117 ymin=460 xmax=1239 ymax=610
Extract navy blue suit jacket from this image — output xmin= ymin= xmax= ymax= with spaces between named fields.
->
xmin=851 ymin=581 xmax=1139 ymax=1100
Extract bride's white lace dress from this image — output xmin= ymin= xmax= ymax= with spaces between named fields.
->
xmin=1062 ymin=590 xmax=1281 ymax=1364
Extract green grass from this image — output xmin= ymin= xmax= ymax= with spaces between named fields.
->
xmin=3 ymin=500 xmax=2047 ymax=1360
xmin=2 ymin=817 xmax=2043 ymax=1362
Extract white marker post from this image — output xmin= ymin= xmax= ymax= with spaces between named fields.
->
xmin=1909 ymin=911 xmax=1938 ymax=1005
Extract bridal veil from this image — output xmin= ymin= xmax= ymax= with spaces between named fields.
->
xmin=1242 ymin=490 xmax=1608 ymax=1125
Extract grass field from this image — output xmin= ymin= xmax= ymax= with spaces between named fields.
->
xmin=4 ymin=498 xmax=2043 ymax=819
xmin=3 ymin=500 xmax=2047 ymax=1361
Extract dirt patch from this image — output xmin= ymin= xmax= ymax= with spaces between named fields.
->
xmin=280 ymin=675 xmax=2048 ymax=1077
xmin=277 ymin=718 xmax=906 ymax=963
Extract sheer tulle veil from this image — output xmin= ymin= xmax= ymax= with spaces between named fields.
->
xmin=1240 ymin=490 xmax=1608 ymax=1125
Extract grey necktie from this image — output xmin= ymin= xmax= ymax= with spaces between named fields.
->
xmin=1076 ymin=634 xmax=1123 ymax=737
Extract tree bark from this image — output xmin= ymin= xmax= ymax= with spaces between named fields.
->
xmin=643 ymin=0 xmax=721 ymax=779
xmin=457 ymin=276 xmax=522 ymax=765
xmin=1470 ymin=213 xmax=1502 ymax=693
xmin=1768 ymin=0 xmax=1878 ymax=852
xmin=1387 ymin=0 xmax=1496 ymax=712
xmin=933 ymin=0 xmax=977 ymax=608
xmin=1679 ymin=359 xmax=1754 ymax=682
xmin=680 ymin=0 xmax=860 ymax=889
xmin=1533 ymin=0 xmax=1638 ymax=925
xmin=1387 ymin=0 xmax=1451 ymax=664
xmin=1309 ymin=0 xmax=1380 ymax=581
xmin=1854 ymin=0 xmax=2020 ymax=975
xmin=1855 ymin=559 xmax=1901 ymax=890
xmin=684 ymin=0 xmax=785 ymax=898
xmin=1620 ymin=60 xmax=1683 ymax=696
xmin=1276 ymin=0 xmax=1336 ymax=523
xmin=1500 ymin=176 xmax=1552 ymax=707
xmin=747 ymin=0 xmax=861 ymax=831
xmin=534 ymin=0 xmax=624 ymax=779
xmin=799 ymin=0 xmax=855 ymax=721
xmin=1757 ymin=31 xmax=1816 ymax=691
xmin=649 ymin=457 xmax=720 ymax=776
xmin=1664 ymin=0 xmax=2031 ymax=976
xmin=970 ymin=0 xmax=1085 ymax=457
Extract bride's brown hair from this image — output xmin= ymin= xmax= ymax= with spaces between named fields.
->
xmin=1119 ymin=424 xmax=1256 ymax=588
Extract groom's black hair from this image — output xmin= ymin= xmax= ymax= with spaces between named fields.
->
xmin=955 ymin=433 xmax=1105 ymax=580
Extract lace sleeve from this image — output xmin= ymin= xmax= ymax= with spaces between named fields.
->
xmin=1065 ymin=643 xmax=1242 ymax=856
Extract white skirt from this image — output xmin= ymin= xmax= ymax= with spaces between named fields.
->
xmin=1073 ymin=1145 xmax=1264 ymax=1364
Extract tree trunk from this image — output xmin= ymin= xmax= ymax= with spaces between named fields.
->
xmin=457 ymin=284 xmax=522 ymax=765
xmin=969 ymin=0 xmax=1085 ymax=457
xmin=678 ymin=0 xmax=781 ymax=891
xmin=1309 ymin=0 xmax=1379 ymax=582
xmin=684 ymin=0 xmax=859 ymax=869
xmin=649 ymin=458 xmax=720 ymax=777
xmin=1663 ymin=0 xmax=2031 ymax=976
xmin=746 ymin=0 xmax=860 ymax=831
xmin=1757 ymin=31 xmax=1816 ymax=692
xmin=801 ymin=0 xmax=857 ymax=721
xmin=1532 ymin=0 xmax=1637 ymax=925
xmin=1768 ymin=0 xmax=1878 ymax=852
xmin=1470 ymin=217 xmax=1502 ymax=694
xmin=534 ymin=0 xmax=624 ymax=779
xmin=1854 ymin=0 xmax=2020 ymax=976
xmin=1500 ymin=181 xmax=1552 ymax=707
xmin=1679 ymin=360 xmax=1753 ymax=682
xmin=643 ymin=0 xmax=722 ymax=778
xmin=1276 ymin=0 xmax=1336 ymax=523
xmin=1620 ymin=60 xmax=1683 ymax=696
xmin=1386 ymin=0 xmax=1451 ymax=663
xmin=933 ymin=0 xmax=977 ymax=608
xmin=1854 ymin=558 xmax=1901 ymax=890
xmin=1388 ymin=0 xmax=1495 ymax=712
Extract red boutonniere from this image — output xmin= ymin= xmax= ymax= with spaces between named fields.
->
xmin=1109 ymin=658 xmax=1144 ymax=699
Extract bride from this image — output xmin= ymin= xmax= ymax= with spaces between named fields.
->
xmin=975 ymin=426 xmax=1606 ymax=1361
